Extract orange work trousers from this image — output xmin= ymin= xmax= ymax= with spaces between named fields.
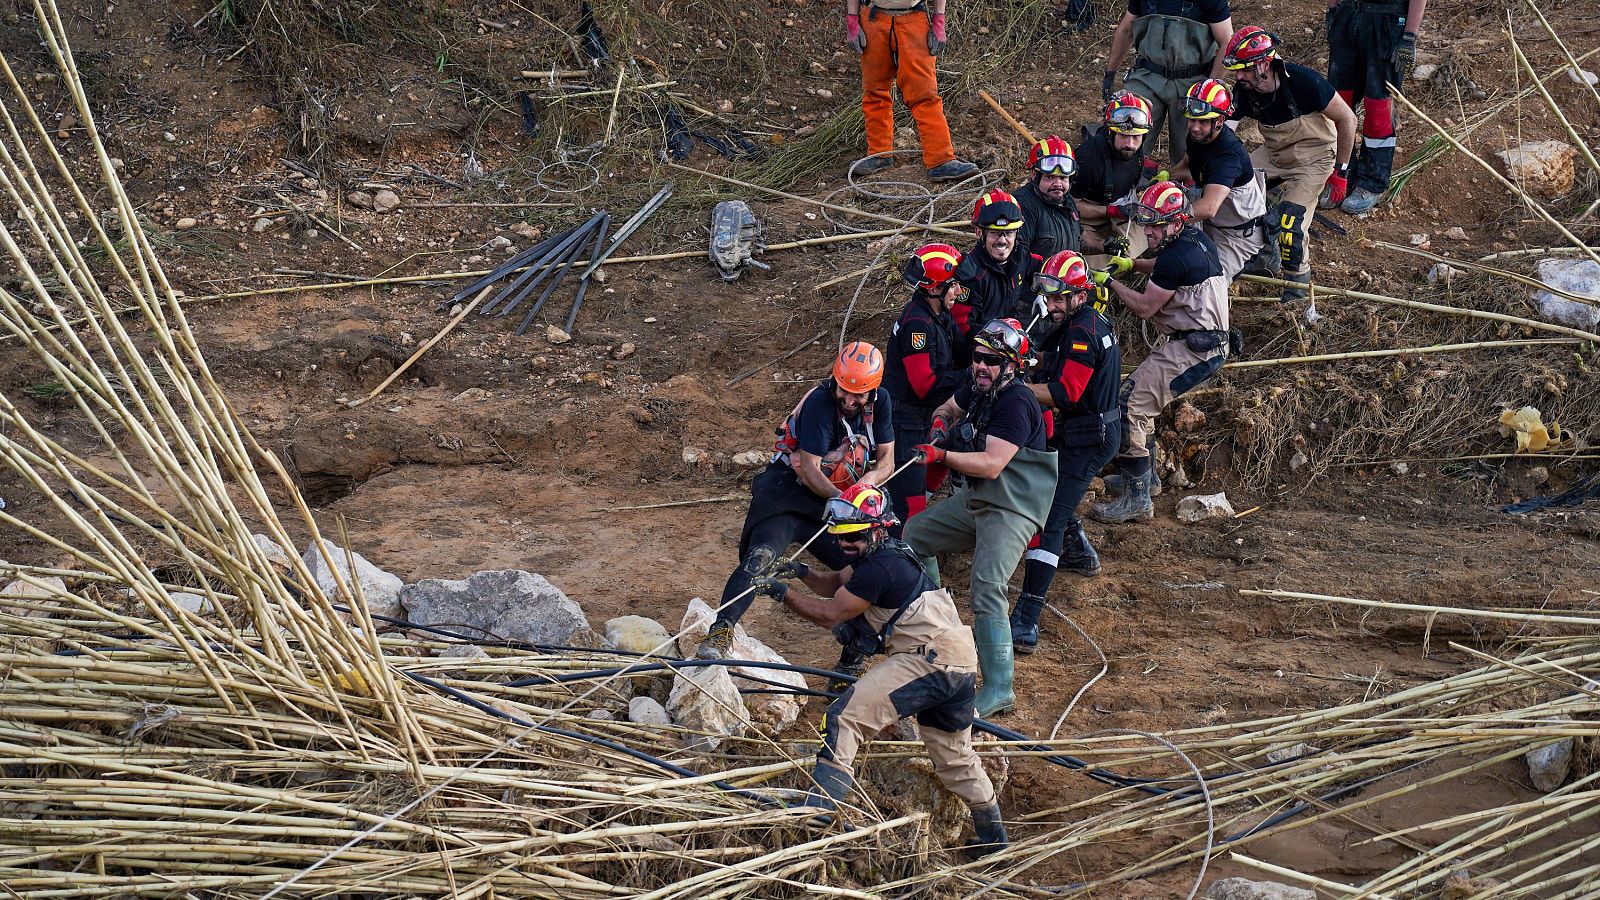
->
xmin=860 ymin=10 xmax=955 ymax=169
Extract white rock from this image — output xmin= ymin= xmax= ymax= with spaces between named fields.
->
xmin=1526 ymin=738 xmax=1574 ymax=792
xmin=731 ymin=450 xmax=768 ymax=467
xmin=1408 ymin=232 xmax=1431 ymax=249
xmin=402 ymin=570 xmax=590 ymax=646
xmin=1444 ymin=226 xmax=1468 ymax=241
xmin=487 ymin=235 xmax=513 ymax=251
xmin=0 ymin=576 xmax=65 ymax=617
xmin=667 ymin=663 xmax=750 ymax=751
xmin=250 ymin=533 xmax=294 ymax=571
xmin=1569 ymin=67 xmax=1599 ymax=88
xmin=1177 ymin=492 xmax=1235 ymax=523
xmin=604 ymin=615 xmax=672 ymax=654
xmin=170 ymin=591 xmax=212 ymax=616
xmin=301 ymin=538 xmax=404 ymax=622
xmin=1532 ymin=258 xmax=1600 ymax=330
xmin=816 ymin=88 xmax=833 ymax=100
xmin=372 ymin=189 xmax=401 ymax=213
xmin=1264 ymin=742 xmax=1316 ymax=765
xmin=1288 ymin=450 xmax=1309 ymax=472
xmin=1391 ymin=462 xmax=1410 ymax=476
xmin=681 ymin=446 xmax=709 ymax=465
xmin=252 ymin=217 xmax=272 ymax=233
xmin=1411 ymin=63 xmax=1437 ymax=82
xmin=1496 ymin=140 xmax=1578 ymax=199
xmin=1206 ymin=878 xmax=1315 ymax=900
xmin=545 ymin=325 xmax=571 ymax=344
xmin=1427 ymin=263 xmax=1463 ymax=285
xmin=611 ymin=341 xmax=635 ymax=360
xmin=175 ymin=217 xmax=197 ymax=230
xmin=628 ymin=695 xmax=671 ymax=726
xmin=587 ymin=708 xmax=614 ymax=721
xmin=677 ymin=598 xmax=803 ymax=733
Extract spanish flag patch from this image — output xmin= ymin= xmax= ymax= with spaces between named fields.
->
xmin=1071 ymin=342 xmax=1089 ymax=352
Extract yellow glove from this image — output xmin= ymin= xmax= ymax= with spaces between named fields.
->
xmin=1107 ymin=256 xmax=1134 ymax=276
xmin=1090 ymin=269 xmax=1113 ymax=286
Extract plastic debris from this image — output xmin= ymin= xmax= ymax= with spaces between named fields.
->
xmin=1497 ymin=406 xmax=1564 ymax=453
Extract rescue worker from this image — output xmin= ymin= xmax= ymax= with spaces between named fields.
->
xmin=1171 ymin=79 xmax=1267 ymax=282
xmin=845 ymin=0 xmax=979 ymax=181
xmin=1325 ymin=0 xmax=1424 ymax=213
xmin=953 ymin=190 xmax=1041 ymax=365
xmin=884 ymin=244 xmax=969 ymax=529
xmin=1103 ymin=0 xmax=1235 ymax=163
xmin=1090 ymin=182 xmax=1229 ymax=524
xmin=698 ymin=342 xmax=896 ymax=659
xmin=1013 ymin=252 xmax=1121 ymax=654
xmin=1074 ymin=92 xmax=1157 ymax=234
xmin=753 ymin=483 xmax=1007 ymax=859
xmin=904 ymin=319 xmax=1057 ymax=715
xmin=1222 ymin=26 xmax=1358 ymax=302
xmin=1014 ymin=136 xmax=1110 ymax=262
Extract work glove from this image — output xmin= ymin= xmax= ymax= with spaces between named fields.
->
xmin=751 ymin=576 xmax=789 ymax=602
xmin=1322 ymin=172 xmax=1348 ymax=207
xmin=1392 ymin=31 xmax=1416 ymax=76
xmin=768 ymin=559 xmax=810 ymax=580
xmin=1031 ymin=293 xmax=1049 ymax=323
xmin=1141 ymin=158 xmax=1170 ymax=183
xmin=1106 ymin=201 xmax=1129 ymax=222
xmin=1101 ymin=70 xmax=1116 ymax=103
xmin=844 ymin=13 xmax=867 ymax=53
xmin=1090 ymin=269 xmax=1113 ymax=287
xmin=1107 ymin=256 xmax=1134 ymax=276
xmin=928 ymin=13 xmax=947 ymax=55
xmin=928 ymin=414 xmax=952 ymax=447
xmin=915 ymin=443 xmax=946 ymax=465
xmin=1104 ymin=235 xmax=1130 ymax=258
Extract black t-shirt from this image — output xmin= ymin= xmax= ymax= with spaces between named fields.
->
xmin=844 ymin=545 xmax=926 ymax=610
xmin=953 ymin=378 xmax=1049 ymax=452
xmin=794 ymin=384 xmax=895 ymax=456
xmin=1128 ymin=0 xmax=1230 ymax=23
xmin=1151 ymin=226 xmax=1222 ymax=292
xmin=1233 ymin=62 xmax=1336 ymax=128
xmin=1071 ymin=127 xmax=1146 ymax=206
xmin=1014 ymin=180 xmax=1083 ymax=261
xmin=1186 ymin=125 xmax=1254 ymax=189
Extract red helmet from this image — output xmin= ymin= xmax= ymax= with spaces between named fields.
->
xmin=1028 ymin=135 xmax=1076 ymax=176
xmin=1183 ymin=79 xmax=1234 ymax=120
xmin=1035 ymin=251 xmax=1092 ymax=296
xmin=1222 ymin=26 xmax=1279 ymax=71
xmin=833 ymin=341 xmax=884 ymax=393
xmin=825 ymin=481 xmax=899 ymax=534
xmin=1104 ymin=91 xmax=1154 ymax=136
xmin=902 ymin=243 xmax=962 ymax=291
xmin=971 ymin=189 xmax=1024 ymax=231
xmin=973 ymin=318 xmax=1031 ymax=369
xmin=1132 ymin=181 xmax=1191 ymax=227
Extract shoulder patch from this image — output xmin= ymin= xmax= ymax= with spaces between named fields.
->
xmin=1071 ymin=342 xmax=1090 ymax=352
xmin=910 ymin=332 xmax=927 ymax=350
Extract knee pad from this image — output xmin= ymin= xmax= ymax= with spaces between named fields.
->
xmin=1362 ymin=98 xmax=1394 ymax=138
xmin=1277 ymin=201 xmax=1308 ymax=269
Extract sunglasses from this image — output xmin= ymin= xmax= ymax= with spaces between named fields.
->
xmin=832 ymin=531 xmax=871 ymax=544
xmin=971 ymin=351 xmax=1007 ymax=367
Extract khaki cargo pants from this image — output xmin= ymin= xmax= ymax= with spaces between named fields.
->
xmin=819 ymin=651 xmax=995 ymax=807
xmin=1252 ymin=116 xmax=1336 ymax=278
xmin=1124 ymin=337 xmax=1225 ymax=458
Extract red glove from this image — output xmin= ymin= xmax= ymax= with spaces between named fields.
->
xmin=927 ymin=13 xmax=947 ymax=55
xmin=928 ymin=414 xmax=951 ymax=446
xmin=844 ymin=14 xmax=867 ymax=53
xmin=915 ymin=444 xmax=946 ymax=465
xmin=1324 ymin=172 xmax=1348 ymax=206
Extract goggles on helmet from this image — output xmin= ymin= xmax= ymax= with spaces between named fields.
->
xmin=1107 ymin=105 xmax=1152 ymax=131
xmin=1130 ymin=203 xmax=1176 ymax=226
xmin=1184 ymin=97 xmax=1225 ymax=119
xmin=1034 ymin=155 xmax=1077 ymax=177
xmin=1033 ymin=273 xmax=1087 ymax=296
xmin=824 ymin=497 xmax=876 ymax=533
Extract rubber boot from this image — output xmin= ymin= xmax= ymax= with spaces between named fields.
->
xmin=972 ymin=616 xmax=1015 ymax=717
xmin=795 ymin=759 xmax=853 ymax=827
xmin=1089 ymin=459 xmax=1153 ymax=524
xmin=1280 ymin=271 xmax=1311 ymax=304
xmin=963 ymin=801 xmax=1010 ymax=860
xmin=1010 ymin=593 xmax=1046 ymax=655
xmin=1058 ymin=521 xmax=1101 ymax=576
xmin=825 ymin=642 xmax=868 ymax=695
xmin=1104 ymin=470 xmax=1161 ymax=498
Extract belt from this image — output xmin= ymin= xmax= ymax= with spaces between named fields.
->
xmin=1061 ymin=409 xmax=1120 ymax=425
xmin=1135 ymin=58 xmax=1211 ymax=80
xmin=1343 ymin=0 xmax=1405 ymax=10
xmin=1171 ymin=328 xmax=1227 ymax=339
xmin=1212 ymin=217 xmax=1259 ymax=232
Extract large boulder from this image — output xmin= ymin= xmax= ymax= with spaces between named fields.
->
xmin=0 ymin=576 xmax=65 ymax=618
xmin=301 ymin=539 xmax=404 ymax=622
xmin=1206 ymin=878 xmax=1315 ymax=900
xmin=1532 ymin=258 xmax=1600 ymax=331
xmin=666 ymin=663 xmax=750 ymax=751
xmin=1496 ymin=140 xmax=1578 ymax=199
xmin=679 ymin=598 xmax=804 ymax=732
xmin=401 ymin=569 xmax=589 ymax=646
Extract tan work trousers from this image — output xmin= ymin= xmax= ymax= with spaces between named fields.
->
xmin=823 ymin=651 xmax=994 ymax=808
xmin=1125 ymin=337 xmax=1225 ymax=458
xmin=1251 ymin=116 xmax=1336 ymax=277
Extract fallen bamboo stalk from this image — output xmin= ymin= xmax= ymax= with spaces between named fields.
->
xmin=1242 ymin=589 xmax=1600 ymax=627
xmin=1224 ymin=338 xmax=1578 ymax=369
xmin=727 ymin=331 xmax=825 ymax=385
xmin=344 ymin=284 xmax=494 ymax=408
xmin=588 ymin=495 xmax=745 ymax=513
xmin=559 ymin=79 xmax=673 ymax=102
xmin=1523 ymin=0 xmax=1600 ymax=112
xmin=602 ymin=66 xmax=626 ymax=143
xmin=518 ymin=69 xmax=589 ymax=79
xmin=1338 ymin=451 xmax=1600 ymax=466
xmin=814 ymin=260 xmax=888 ymax=292
xmin=1508 ymin=27 xmax=1600 ymax=186
xmin=666 ymin=161 xmax=967 ymax=237
xmin=978 ymin=89 xmax=1037 ymax=144
xmin=1235 ymin=273 xmax=1600 ymax=343
xmin=1373 ymin=241 xmax=1600 ymax=307
xmin=1231 ymin=853 xmax=1400 ymax=899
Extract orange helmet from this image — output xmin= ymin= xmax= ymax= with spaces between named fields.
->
xmin=1104 ymin=91 xmax=1154 ymax=136
xmin=902 ymin=243 xmax=962 ymax=291
xmin=1222 ymin=26 xmax=1279 ymax=71
xmin=825 ymin=481 xmax=899 ymax=534
xmin=971 ymin=189 xmax=1024 ymax=231
xmin=1035 ymin=251 xmax=1092 ymax=296
xmin=833 ymin=341 xmax=884 ymax=393
xmin=1028 ymin=135 xmax=1076 ymax=176
xmin=1131 ymin=181 xmax=1191 ymax=227
xmin=1183 ymin=79 xmax=1234 ymax=120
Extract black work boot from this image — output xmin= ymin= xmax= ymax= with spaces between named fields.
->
xmin=1090 ymin=459 xmax=1153 ymax=524
xmin=1280 ymin=271 xmax=1311 ymax=303
xmin=963 ymin=801 xmax=1010 ymax=860
xmin=1104 ymin=470 xmax=1162 ymax=498
xmin=1010 ymin=593 xmax=1046 ymax=655
xmin=795 ymin=759 xmax=854 ymax=827
xmin=1058 ymin=522 xmax=1101 ymax=576
xmin=928 ymin=159 xmax=979 ymax=181
xmin=851 ymin=155 xmax=893 ymax=177
xmin=825 ymin=643 xmax=868 ymax=695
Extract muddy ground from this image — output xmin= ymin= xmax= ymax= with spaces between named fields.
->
xmin=2 ymin=0 xmax=1599 ymax=892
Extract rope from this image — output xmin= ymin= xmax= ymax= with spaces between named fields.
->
xmin=1044 ymin=602 xmax=1109 ymax=741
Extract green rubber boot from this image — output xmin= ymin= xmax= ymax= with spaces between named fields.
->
xmin=972 ymin=616 xmax=1015 ymax=717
